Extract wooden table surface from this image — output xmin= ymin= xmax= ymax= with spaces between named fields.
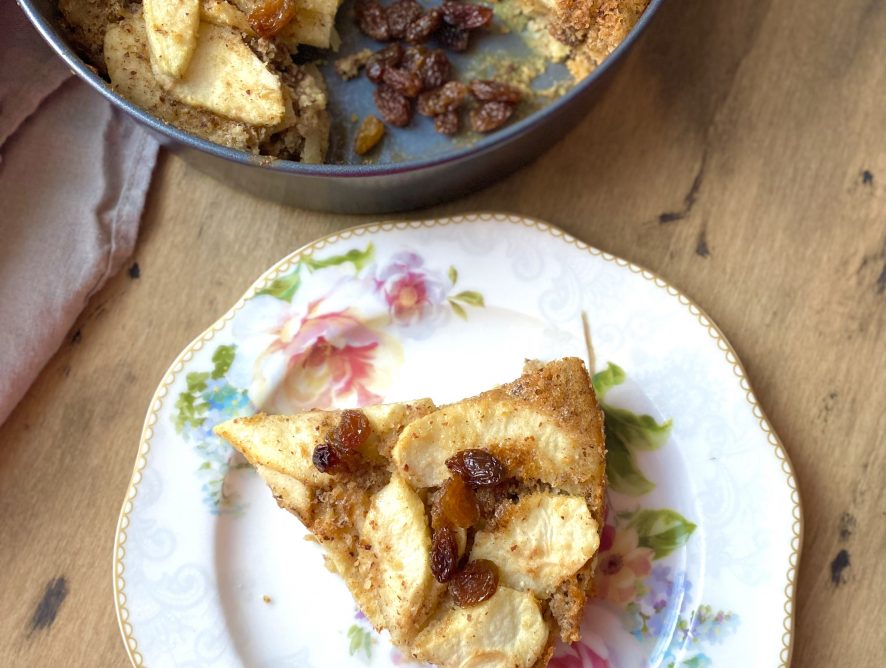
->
xmin=2 ymin=0 xmax=885 ymax=664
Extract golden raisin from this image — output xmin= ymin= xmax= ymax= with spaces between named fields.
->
xmin=333 ymin=409 xmax=372 ymax=450
xmin=446 ymin=449 xmax=506 ymax=486
xmin=450 ymin=559 xmax=499 ymax=606
xmin=439 ymin=476 xmax=480 ymax=527
xmin=430 ymin=527 xmax=459 ymax=582
xmin=354 ymin=116 xmax=386 ymax=155
xmin=248 ymin=0 xmax=297 ymax=38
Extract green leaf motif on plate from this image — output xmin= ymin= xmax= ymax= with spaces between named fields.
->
xmin=594 ymin=362 xmax=672 ymax=496
xmin=628 ymin=508 xmax=697 ymax=559
xmin=592 ymin=362 xmax=627 ymax=398
xmin=211 ymin=343 xmax=236 ymax=378
xmin=346 ymin=624 xmax=372 ymax=659
xmin=304 ymin=243 xmax=375 ymax=272
xmin=186 ymin=371 xmax=210 ymax=393
xmin=445 ymin=283 xmax=484 ymax=320
xmin=257 ymin=270 xmax=301 ymax=302
xmin=606 ymin=435 xmax=655 ymax=496
xmin=172 ymin=344 xmax=252 ymax=513
xmin=256 ymin=244 xmax=375 ymax=302
xmin=449 ymin=300 xmax=468 ymax=320
xmin=452 ymin=290 xmax=485 ymax=307
xmin=175 ymin=372 xmax=209 ymax=432
xmin=606 ymin=406 xmax=672 ymax=452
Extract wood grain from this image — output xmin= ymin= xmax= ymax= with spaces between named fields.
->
xmin=2 ymin=0 xmax=885 ymax=663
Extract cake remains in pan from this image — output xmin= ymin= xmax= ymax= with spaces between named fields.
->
xmin=58 ymin=0 xmax=648 ymax=161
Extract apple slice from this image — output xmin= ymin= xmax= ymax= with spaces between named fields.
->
xmin=277 ymin=4 xmax=338 ymax=49
xmin=214 ymin=401 xmax=437 ymax=486
xmin=361 ymin=475 xmax=441 ymax=644
xmin=392 ymin=400 xmax=604 ymax=496
xmin=143 ymin=0 xmax=201 ymax=78
xmin=412 ymin=586 xmax=548 ymax=667
xmin=159 ymin=22 xmax=285 ymax=126
xmin=471 ymin=493 xmax=600 ymax=597
xmin=200 ymin=0 xmax=255 ymax=33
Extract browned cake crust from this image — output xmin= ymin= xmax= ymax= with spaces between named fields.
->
xmin=513 ymin=0 xmax=651 ymax=79
xmin=559 ymin=0 xmax=651 ymax=79
xmin=502 ymin=357 xmax=606 ymax=527
xmin=504 ymin=358 xmax=606 ymax=642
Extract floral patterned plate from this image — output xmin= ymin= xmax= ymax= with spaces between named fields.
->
xmin=114 ymin=214 xmax=801 ymax=668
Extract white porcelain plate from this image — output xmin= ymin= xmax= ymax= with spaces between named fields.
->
xmin=114 ymin=215 xmax=802 ymax=668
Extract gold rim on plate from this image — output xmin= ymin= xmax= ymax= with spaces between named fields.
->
xmin=112 ymin=213 xmax=803 ymax=667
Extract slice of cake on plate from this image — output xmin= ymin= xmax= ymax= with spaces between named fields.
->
xmin=215 ymin=357 xmax=606 ymax=668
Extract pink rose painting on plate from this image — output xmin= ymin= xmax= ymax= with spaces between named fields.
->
xmin=175 ymin=243 xmax=485 ymax=512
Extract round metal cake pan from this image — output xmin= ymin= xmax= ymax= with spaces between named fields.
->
xmin=17 ymin=0 xmax=664 ymax=213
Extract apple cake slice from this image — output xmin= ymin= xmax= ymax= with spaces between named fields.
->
xmin=215 ymin=357 xmax=606 ymax=667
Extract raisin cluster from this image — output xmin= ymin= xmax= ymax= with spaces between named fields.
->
xmin=352 ymin=0 xmax=520 ymax=137
xmin=356 ymin=0 xmax=492 ymax=50
xmin=366 ymin=43 xmax=458 ymax=129
xmin=428 ymin=448 xmax=508 ymax=607
xmin=311 ymin=409 xmax=372 ymax=473
xmin=370 ymin=50 xmax=523 ymax=135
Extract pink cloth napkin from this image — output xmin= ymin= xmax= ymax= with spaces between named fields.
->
xmin=0 ymin=3 xmax=159 ymax=425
